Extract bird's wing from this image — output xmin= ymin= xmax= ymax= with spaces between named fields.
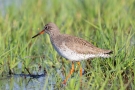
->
xmin=62 ymin=35 xmax=112 ymax=54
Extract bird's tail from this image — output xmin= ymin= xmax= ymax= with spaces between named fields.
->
xmin=100 ymin=50 xmax=113 ymax=58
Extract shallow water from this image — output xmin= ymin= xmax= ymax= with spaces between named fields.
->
xmin=3 ymin=76 xmax=45 ymax=90
xmin=0 ymin=72 xmax=58 ymax=90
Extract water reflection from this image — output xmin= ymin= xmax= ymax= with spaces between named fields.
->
xmin=8 ymin=76 xmax=45 ymax=90
xmin=1 ymin=73 xmax=56 ymax=90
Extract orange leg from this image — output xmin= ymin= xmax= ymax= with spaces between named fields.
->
xmin=77 ymin=62 xmax=82 ymax=77
xmin=77 ymin=61 xmax=83 ymax=87
xmin=63 ymin=62 xmax=74 ymax=84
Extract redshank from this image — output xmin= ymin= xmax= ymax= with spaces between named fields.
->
xmin=32 ymin=23 xmax=113 ymax=84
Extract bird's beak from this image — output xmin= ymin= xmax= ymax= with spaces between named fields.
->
xmin=32 ymin=30 xmax=45 ymax=38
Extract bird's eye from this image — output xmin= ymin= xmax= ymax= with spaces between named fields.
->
xmin=45 ymin=26 xmax=48 ymax=29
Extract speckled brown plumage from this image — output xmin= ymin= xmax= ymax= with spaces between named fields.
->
xmin=52 ymin=34 xmax=112 ymax=54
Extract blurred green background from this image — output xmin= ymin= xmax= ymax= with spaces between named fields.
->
xmin=0 ymin=0 xmax=135 ymax=90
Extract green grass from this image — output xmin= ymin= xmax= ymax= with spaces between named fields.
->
xmin=0 ymin=0 xmax=135 ymax=89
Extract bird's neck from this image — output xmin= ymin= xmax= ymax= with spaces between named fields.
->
xmin=49 ymin=31 xmax=61 ymax=41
